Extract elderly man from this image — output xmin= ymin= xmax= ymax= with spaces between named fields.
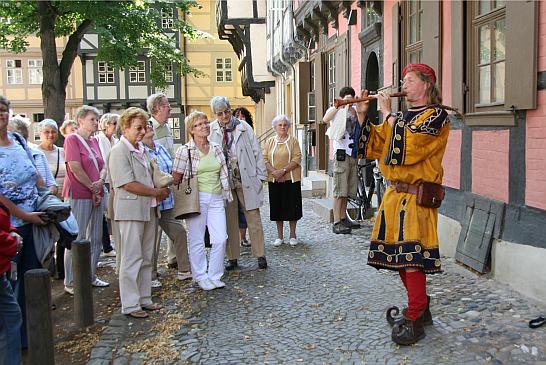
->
xmin=146 ymin=93 xmax=191 ymax=285
xmin=208 ymin=96 xmax=268 ymax=270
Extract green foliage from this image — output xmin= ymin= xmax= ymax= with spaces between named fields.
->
xmin=0 ymin=0 xmax=205 ymax=88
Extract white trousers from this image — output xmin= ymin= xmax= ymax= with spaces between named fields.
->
xmin=118 ymin=212 xmax=157 ymax=314
xmin=186 ymin=192 xmax=227 ymax=282
xmin=64 ymin=198 xmax=103 ymax=287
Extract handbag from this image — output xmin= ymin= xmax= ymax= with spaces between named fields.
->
xmin=325 ymin=105 xmax=348 ymax=141
xmin=416 ymin=182 xmax=445 ymax=209
xmin=55 ymin=212 xmax=79 ymax=250
xmin=150 ymin=158 xmax=173 ymax=188
xmin=173 ymin=147 xmax=200 ymax=219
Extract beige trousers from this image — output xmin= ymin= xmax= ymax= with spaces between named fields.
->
xmin=118 ymin=211 xmax=157 ymax=314
xmin=152 ymin=208 xmax=191 ymax=278
xmin=225 ymin=187 xmax=265 ymax=260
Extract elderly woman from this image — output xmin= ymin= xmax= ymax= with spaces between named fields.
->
xmin=63 ymin=105 xmax=108 ymax=295
xmin=8 ymin=117 xmax=57 ymax=194
xmin=97 ymin=113 xmax=119 ymax=257
xmin=172 ymin=111 xmax=232 ymax=290
xmin=208 ymin=96 xmax=268 ymax=270
xmin=60 ymin=119 xmax=78 ymax=137
xmin=0 ymin=96 xmax=46 ymax=350
xmin=263 ymin=115 xmax=303 ymax=246
xmin=142 ymin=123 xmax=192 ymax=283
xmin=109 ymin=107 xmax=169 ymax=318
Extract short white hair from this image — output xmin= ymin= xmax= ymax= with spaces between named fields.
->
xmin=210 ymin=96 xmax=230 ymax=114
xmin=8 ymin=116 xmax=30 ymax=140
xmin=39 ymin=119 xmax=59 ymax=132
xmin=272 ymin=114 xmax=291 ymax=128
xmin=99 ymin=113 xmax=119 ymax=130
xmin=146 ymin=93 xmax=167 ymax=115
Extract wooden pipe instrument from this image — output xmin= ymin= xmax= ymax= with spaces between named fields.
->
xmin=333 ymin=92 xmax=407 ymax=109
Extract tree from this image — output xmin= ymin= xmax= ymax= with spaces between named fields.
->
xmin=0 ymin=0 xmax=204 ymax=124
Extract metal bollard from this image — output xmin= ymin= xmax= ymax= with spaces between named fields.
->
xmin=24 ymin=269 xmax=55 ymax=365
xmin=72 ymin=240 xmax=94 ymax=327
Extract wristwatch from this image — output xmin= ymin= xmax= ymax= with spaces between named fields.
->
xmin=387 ymin=112 xmax=398 ymax=120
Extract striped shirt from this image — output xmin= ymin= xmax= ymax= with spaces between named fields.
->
xmin=172 ymin=139 xmax=232 ymax=202
xmin=144 ymin=142 xmax=174 ymax=211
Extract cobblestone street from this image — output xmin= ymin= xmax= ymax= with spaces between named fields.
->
xmin=89 ymin=197 xmax=546 ymax=365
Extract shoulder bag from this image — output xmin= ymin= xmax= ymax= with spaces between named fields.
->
xmin=173 ymin=146 xmax=200 ymax=219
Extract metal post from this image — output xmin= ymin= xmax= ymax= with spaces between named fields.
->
xmin=24 ymin=269 xmax=54 ymax=365
xmin=303 ymin=124 xmax=309 ymax=177
xmin=72 ymin=240 xmax=94 ymax=327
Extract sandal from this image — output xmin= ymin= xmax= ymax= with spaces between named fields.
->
xmin=126 ymin=310 xmax=149 ymax=318
xmin=529 ymin=316 xmax=546 ymax=329
xmin=240 ymin=239 xmax=251 ymax=247
xmin=142 ymin=303 xmax=163 ymax=311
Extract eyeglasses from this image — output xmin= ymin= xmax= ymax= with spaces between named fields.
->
xmin=215 ymin=108 xmax=231 ymax=118
xmin=109 ymin=122 xmax=117 ymax=126
xmin=0 ymin=109 xmax=8 ymax=115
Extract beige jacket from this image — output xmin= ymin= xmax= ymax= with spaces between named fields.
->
xmin=263 ymin=135 xmax=302 ymax=183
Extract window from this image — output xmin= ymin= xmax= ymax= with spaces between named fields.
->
xmin=129 ymin=61 xmax=146 ymax=83
xmin=161 ymin=8 xmax=174 ymax=29
xmin=473 ymin=1 xmax=506 ymax=107
xmin=327 ymin=52 xmax=336 ymax=105
xmin=165 ymin=64 xmax=173 ymax=83
xmin=6 ymin=59 xmax=23 ymax=84
xmin=28 ymin=59 xmax=43 ymax=84
xmin=405 ymin=1 xmax=423 ymax=64
xmin=98 ymin=61 xmax=115 ymax=84
xmin=215 ymin=58 xmax=232 ymax=82
xmin=363 ymin=2 xmax=380 ymax=28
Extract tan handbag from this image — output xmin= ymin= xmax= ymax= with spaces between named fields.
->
xmin=150 ymin=158 xmax=173 ymax=188
xmin=173 ymin=147 xmax=200 ymax=219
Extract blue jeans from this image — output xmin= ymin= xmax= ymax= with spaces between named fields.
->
xmin=0 ymin=273 xmax=22 ymax=365
xmin=13 ymin=224 xmax=40 ymax=349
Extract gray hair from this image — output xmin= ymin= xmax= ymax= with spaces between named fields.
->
xmin=39 ymin=119 xmax=58 ymax=132
xmin=0 ymin=95 xmax=10 ymax=109
xmin=60 ymin=120 xmax=78 ymax=137
xmin=146 ymin=93 xmax=167 ymax=115
xmin=99 ymin=113 xmax=119 ymax=130
xmin=8 ymin=116 xmax=30 ymax=140
xmin=210 ymin=96 xmax=230 ymax=114
xmin=75 ymin=105 xmax=100 ymax=123
xmin=272 ymin=114 xmax=291 ymax=128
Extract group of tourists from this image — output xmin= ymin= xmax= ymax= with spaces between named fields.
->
xmin=0 ymin=91 xmax=304 ymax=361
xmin=0 ymin=61 xmax=449 ymax=362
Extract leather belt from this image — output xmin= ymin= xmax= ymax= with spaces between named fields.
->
xmin=390 ymin=180 xmax=419 ymax=195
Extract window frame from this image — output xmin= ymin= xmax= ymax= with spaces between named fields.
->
xmin=215 ymin=57 xmax=233 ymax=83
xmin=327 ymin=51 xmax=336 ymax=106
xmin=402 ymin=0 xmax=423 ymax=66
xmin=28 ymin=59 xmax=43 ymax=85
xmin=129 ymin=60 xmax=147 ymax=84
xmin=97 ymin=61 xmax=115 ymax=84
xmin=161 ymin=8 xmax=174 ymax=29
xmin=6 ymin=59 xmax=23 ymax=85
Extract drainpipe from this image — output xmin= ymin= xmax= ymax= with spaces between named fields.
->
xmin=182 ymin=12 xmax=189 ymax=142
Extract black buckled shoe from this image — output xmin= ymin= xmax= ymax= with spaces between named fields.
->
xmin=386 ymin=295 xmax=433 ymax=327
xmin=341 ymin=218 xmax=361 ymax=229
xmin=258 ymin=256 xmax=267 ymax=269
xmin=333 ymin=222 xmax=351 ymax=234
xmin=391 ymin=315 xmax=426 ymax=346
xmin=225 ymin=259 xmax=238 ymax=271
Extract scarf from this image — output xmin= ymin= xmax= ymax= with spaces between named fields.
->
xmin=220 ymin=116 xmax=241 ymax=158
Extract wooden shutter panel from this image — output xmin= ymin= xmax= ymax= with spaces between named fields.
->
xmin=451 ymin=1 xmax=464 ymax=111
xmin=298 ymin=62 xmax=311 ymax=124
xmin=335 ymin=34 xmax=349 ymax=89
xmin=505 ymin=0 xmax=538 ymax=110
xmin=391 ymin=2 xmax=400 ymax=112
xmin=422 ymin=1 xmax=441 ymax=83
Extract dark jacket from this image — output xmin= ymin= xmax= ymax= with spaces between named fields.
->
xmin=0 ymin=202 xmax=18 ymax=274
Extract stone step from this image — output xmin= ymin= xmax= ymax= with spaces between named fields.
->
xmin=312 ymin=198 xmax=334 ymax=222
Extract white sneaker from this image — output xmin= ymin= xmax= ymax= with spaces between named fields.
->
xmin=289 ymin=238 xmax=299 ymax=246
xmin=210 ymin=279 xmax=226 ymax=288
xmin=176 ymin=271 xmax=192 ymax=281
xmin=92 ymin=278 xmax=110 ymax=287
xmin=197 ymin=279 xmax=216 ymax=291
xmin=151 ymin=279 xmax=162 ymax=288
xmin=64 ymin=286 xmax=74 ymax=295
xmin=102 ymin=250 xmax=116 ymax=257
xmin=272 ymin=238 xmax=283 ymax=247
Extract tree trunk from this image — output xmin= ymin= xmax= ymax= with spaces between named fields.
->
xmin=37 ymin=1 xmax=65 ymax=125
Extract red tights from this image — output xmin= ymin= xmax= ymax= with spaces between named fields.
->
xmin=398 ymin=269 xmax=427 ymax=321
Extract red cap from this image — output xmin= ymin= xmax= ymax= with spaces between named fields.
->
xmin=402 ymin=63 xmax=436 ymax=84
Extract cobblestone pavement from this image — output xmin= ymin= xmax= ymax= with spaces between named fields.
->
xmin=88 ymin=197 xmax=546 ymax=365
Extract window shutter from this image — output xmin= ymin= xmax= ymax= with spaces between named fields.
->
xmin=451 ymin=1 xmax=464 ymax=111
xmin=505 ymin=0 xmax=537 ymax=110
xmin=298 ymin=62 xmax=311 ymax=124
xmin=391 ymin=2 xmax=401 ymax=112
xmin=335 ymin=34 xmax=348 ymax=89
xmin=422 ymin=1 xmax=441 ymax=83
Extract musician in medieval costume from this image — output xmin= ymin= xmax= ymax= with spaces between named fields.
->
xmin=355 ymin=63 xmax=450 ymax=345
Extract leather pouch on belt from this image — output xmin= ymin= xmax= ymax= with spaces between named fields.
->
xmin=416 ymin=182 xmax=445 ymax=208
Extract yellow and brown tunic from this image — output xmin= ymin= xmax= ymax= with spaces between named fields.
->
xmin=358 ymin=105 xmax=450 ymax=274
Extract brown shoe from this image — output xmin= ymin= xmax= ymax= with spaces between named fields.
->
xmin=126 ymin=310 xmax=149 ymax=318
xmin=391 ymin=315 xmax=426 ymax=346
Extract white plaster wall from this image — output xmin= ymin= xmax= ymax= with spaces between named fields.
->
xmin=86 ymin=86 xmax=94 ymax=100
xmin=491 ymin=240 xmax=546 ymax=303
xmin=437 ymin=214 xmax=462 ymax=258
xmin=128 ymin=85 xmax=148 ymax=100
xmin=227 ymin=0 xmax=253 ymax=17
xmin=250 ymin=24 xmax=273 ymax=82
xmin=97 ymin=86 xmax=116 ymax=100
xmin=85 ymin=60 xmax=94 ymax=84
xmin=119 ymin=72 xmax=125 ymax=99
